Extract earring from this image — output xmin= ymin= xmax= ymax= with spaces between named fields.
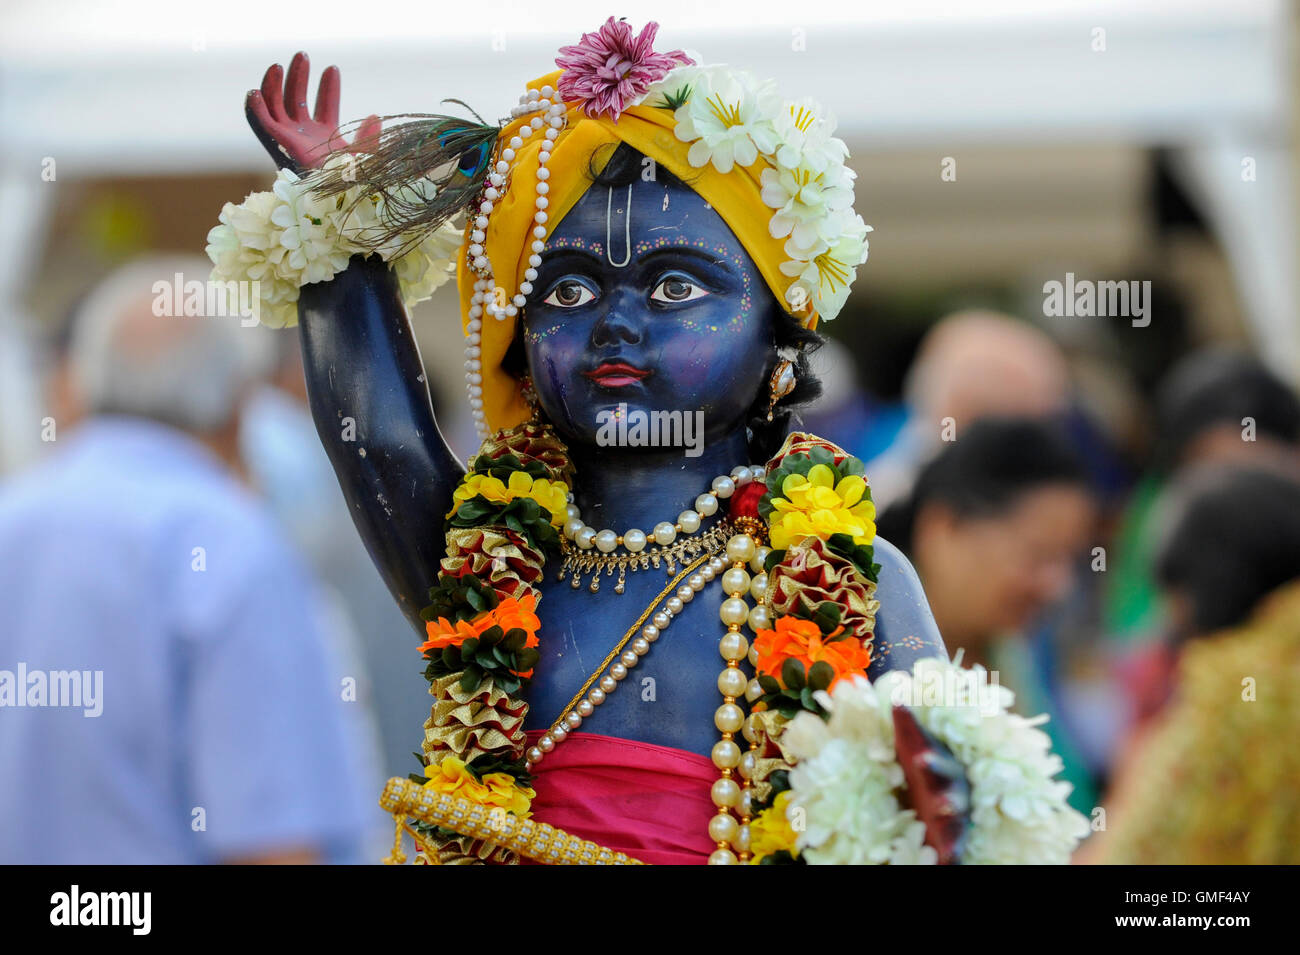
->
xmin=766 ymin=360 xmax=796 ymax=421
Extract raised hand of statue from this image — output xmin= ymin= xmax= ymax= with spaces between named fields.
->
xmin=893 ymin=705 xmax=971 ymax=864
xmin=245 ymin=52 xmax=381 ymax=173
xmin=239 ymin=54 xmax=464 ymax=634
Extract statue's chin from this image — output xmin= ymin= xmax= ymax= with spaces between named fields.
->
xmin=539 ymin=401 xmax=744 ymax=462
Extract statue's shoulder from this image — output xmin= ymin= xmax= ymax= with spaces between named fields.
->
xmin=871 ymin=535 xmax=917 ymax=582
xmin=867 ymin=535 xmax=948 ymax=674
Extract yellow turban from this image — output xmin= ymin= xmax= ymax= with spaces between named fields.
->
xmin=458 ymin=68 xmax=833 ymax=434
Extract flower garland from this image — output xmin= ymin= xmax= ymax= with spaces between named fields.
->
xmin=726 ymin=433 xmax=1088 ymax=865
xmin=399 ymin=425 xmax=882 ymax=863
xmin=732 ymin=433 xmax=882 ymax=861
xmin=410 ymin=422 xmax=573 ymax=864
xmin=769 ymin=657 xmax=1092 ymax=865
xmin=204 ymin=155 xmax=462 ymax=328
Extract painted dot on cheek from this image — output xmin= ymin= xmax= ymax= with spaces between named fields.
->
xmin=526 ymin=325 xmax=564 ymax=343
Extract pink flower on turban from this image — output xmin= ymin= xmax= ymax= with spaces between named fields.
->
xmin=555 ymin=17 xmax=693 ymax=120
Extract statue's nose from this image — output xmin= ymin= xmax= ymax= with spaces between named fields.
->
xmin=590 ymin=288 xmax=643 ymax=348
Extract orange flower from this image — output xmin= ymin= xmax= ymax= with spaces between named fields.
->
xmin=491 ymin=593 xmax=541 ymax=647
xmin=418 ymin=592 xmax=541 ymax=656
xmin=753 ymin=615 xmax=871 ymax=688
xmin=419 ymin=615 xmax=491 ymax=654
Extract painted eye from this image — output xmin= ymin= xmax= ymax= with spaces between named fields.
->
xmin=543 ymin=280 xmax=596 ymax=308
xmin=651 ymin=276 xmax=710 ymax=304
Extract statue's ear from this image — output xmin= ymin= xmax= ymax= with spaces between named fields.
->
xmin=500 ymin=320 xmax=529 ymax=379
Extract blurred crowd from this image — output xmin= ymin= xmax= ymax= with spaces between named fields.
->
xmin=0 ymin=255 xmax=421 ymax=863
xmin=807 ymin=309 xmax=1300 ymax=864
xmin=1 ymin=255 xmax=1298 ymax=864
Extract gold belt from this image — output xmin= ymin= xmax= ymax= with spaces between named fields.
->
xmin=379 ymin=777 xmax=646 ymax=865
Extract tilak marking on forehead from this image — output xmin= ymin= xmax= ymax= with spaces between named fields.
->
xmin=605 ymin=184 xmax=632 ymax=268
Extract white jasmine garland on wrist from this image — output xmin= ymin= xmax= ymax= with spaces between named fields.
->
xmin=776 ymin=653 xmax=1091 ymax=865
xmin=204 ymin=155 xmax=462 ymax=328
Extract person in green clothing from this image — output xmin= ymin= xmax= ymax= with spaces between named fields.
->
xmin=875 ymin=418 xmax=1100 ymax=813
xmin=1105 ymin=348 xmax=1300 ymax=645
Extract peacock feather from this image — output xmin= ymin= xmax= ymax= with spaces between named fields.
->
xmin=307 ymin=101 xmax=501 ymax=256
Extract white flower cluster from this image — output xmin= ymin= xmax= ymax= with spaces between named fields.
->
xmin=641 ymin=64 xmax=871 ymax=321
xmin=781 ymin=656 xmax=1091 ymax=865
xmin=205 ymin=156 xmax=461 ymax=328
xmin=781 ymin=679 xmax=935 ymax=865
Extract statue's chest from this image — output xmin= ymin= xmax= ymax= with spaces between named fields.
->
xmin=521 ymin=556 xmax=749 ymax=758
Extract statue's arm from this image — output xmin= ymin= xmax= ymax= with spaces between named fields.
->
xmin=244 ymin=52 xmax=465 ymax=633
xmin=868 ymin=536 xmax=947 ymax=678
xmin=869 ymin=536 xmax=970 ymax=863
xmin=297 ymin=258 xmax=464 ymax=633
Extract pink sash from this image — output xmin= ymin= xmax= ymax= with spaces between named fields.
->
xmin=521 ymin=729 xmax=717 ymax=865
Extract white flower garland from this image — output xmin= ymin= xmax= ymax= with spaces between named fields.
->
xmin=640 ymin=63 xmax=872 ymax=321
xmin=205 ymin=155 xmax=462 ymax=328
xmin=780 ymin=655 xmax=1090 ymax=864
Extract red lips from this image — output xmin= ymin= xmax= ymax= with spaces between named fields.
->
xmin=582 ymin=362 xmax=652 ymax=388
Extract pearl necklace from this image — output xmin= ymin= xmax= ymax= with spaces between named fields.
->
xmin=706 ymin=528 xmax=772 ymax=864
xmin=465 ymin=86 xmax=569 ymax=439
xmin=559 ymin=520 xmax=733 ymax=594
xmin=562 ymin=465 xmax=762 ymax=553
xmin=557 ymin=465 xmax=764 ymax=594
xmin=526 ymin=531 xmax=773 ymax=775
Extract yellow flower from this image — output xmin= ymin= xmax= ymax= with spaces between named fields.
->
xmin=769 ymin=468 xmax=875 ymax=550
xmin=749 ymin=790 xmax=799 ymax=863
xmin=420 ymin=755 xmax=535 ymax=818
xmin=449 ymin=471 xmax=569 ymax=526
